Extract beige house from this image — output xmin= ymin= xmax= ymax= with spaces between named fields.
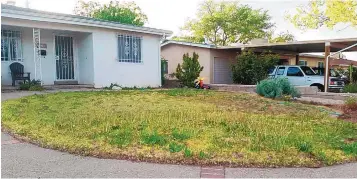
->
xmin=161 ymin=40 xmax=357 ymax=84
xmin=161 ymin=41 xmax=237 ymax=84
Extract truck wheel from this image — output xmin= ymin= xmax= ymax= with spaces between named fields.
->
xmin=317 ymin=85 xmax=324 ymax=92
xmin=311 ymin=84 xmax=324 ymax=92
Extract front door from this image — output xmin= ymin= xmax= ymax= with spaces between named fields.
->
xmin=55 ymin=36 xmax=75 ymax=80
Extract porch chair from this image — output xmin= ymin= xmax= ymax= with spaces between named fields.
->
xmin=9 ymin=62 xmax=31 ymax=86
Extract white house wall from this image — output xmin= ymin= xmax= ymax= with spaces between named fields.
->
xmin=1 ymin=17 xmax=163 ymax=88
xmin=77 ymin=33 xmax=94 ymax=85
xmin=92 ymin=30 xmax=162 ymax=88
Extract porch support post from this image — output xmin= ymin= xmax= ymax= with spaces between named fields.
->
xmin=295 ymin=54 xmax=299 ymax=65
xmin=33 ymin=28 xmax=42 ymax=84
xmin=324 ymin=42 xmax=331 ymax=92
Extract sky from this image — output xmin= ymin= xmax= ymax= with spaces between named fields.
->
xmin=3 ymin=0 xmax=357 ymax=59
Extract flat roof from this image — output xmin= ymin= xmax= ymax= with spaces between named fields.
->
xmin=220 ymin=38 xmax=357 ymax=53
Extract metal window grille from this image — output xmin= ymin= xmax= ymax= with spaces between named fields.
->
xmin=118 ymin=34 xmax=142 ymax=63
xmin=1 ymin=30 xmax=23 ymax=61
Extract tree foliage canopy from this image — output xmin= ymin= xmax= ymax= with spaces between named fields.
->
xmin=171 ymin=36 xmax=205 ymax=44
xmin=286 ymin=0 xmax=357 ymax=30
xmin=232 ymin=51 xmax=279 ymax=85
xmin=268 ymin=31 xmax=295 ymax=43
xmin=74 ymin=0 xmax=148 ymax=26
xmin=182 ymin=0 xmax=274 ymax=46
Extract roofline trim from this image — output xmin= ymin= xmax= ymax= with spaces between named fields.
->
xmin=1 ymin=5 xmax=173 ymax=36
xmin=219 ymin=38 xmax=357 ymax=49
xmin=161 ymin=40 xmax=216 ymax=49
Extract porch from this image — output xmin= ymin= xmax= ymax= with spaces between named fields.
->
xmin=1 ymin=26 xmax=94 ymax=86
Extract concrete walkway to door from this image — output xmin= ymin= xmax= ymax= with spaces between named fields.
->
xmin=1 ymin=90 xmax=357 ymax=178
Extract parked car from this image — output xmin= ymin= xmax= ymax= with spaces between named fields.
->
xmin=312 ymin=67 xmax=350 ymax=85
xmin=269 ymin=65 xmax=345 ymax=92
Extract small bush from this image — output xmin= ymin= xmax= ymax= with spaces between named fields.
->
xmin=19 ymin=80 xmax=43 ymax=91
xmin=256 ymin=78 xmax=300 ymax=99
xmin=174 ymin=52 xmax=204 ymax=88
xmin=343 ymin=83 xmax=357 ymax=93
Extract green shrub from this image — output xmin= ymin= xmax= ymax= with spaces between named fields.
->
xmin=19 ymin=80 xmax=43 ymax=91
xmin=174 ymin=52 xmax=204 ymax=88
xmin=256 ymin=78 xmax=300 ymax=99
xmin=232 ymin=51 xmax=279 ymax=85
xmin=343 ymin=83 xmax=357 ymax=93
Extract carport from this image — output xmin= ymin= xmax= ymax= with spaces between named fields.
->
xmin=220 ymin=38 xmax=357 ymax=91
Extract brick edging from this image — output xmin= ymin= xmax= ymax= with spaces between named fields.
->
xmin=200 ymin=166 xmax=225 ymax=178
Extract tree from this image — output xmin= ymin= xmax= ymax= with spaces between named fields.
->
xmin=171 ymin=36 xmax=205 ymax=44
xmin=182 ymin=0 xmax=274 ymax=46
xmin=286 ymin=0 xmax=357 ymax=30
xmin=74 ymin=0 xmax=148 ymax=26
xmin=268 ymin=31 xmax=295 ymax=43
xmin=174 ymin=52 xmax=204 ymax=87
xmin=232 ymin=51 xmax=279 ymax=85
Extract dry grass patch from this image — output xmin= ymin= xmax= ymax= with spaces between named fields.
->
xmin=2 ymin=89 xmax=357 ymax=167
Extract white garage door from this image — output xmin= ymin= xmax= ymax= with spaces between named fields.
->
xmin=213 ymin=58 xmax=233 ymax=84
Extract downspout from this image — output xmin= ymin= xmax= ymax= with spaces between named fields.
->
xmin=324 ymin=42 xmax=357 ymax=92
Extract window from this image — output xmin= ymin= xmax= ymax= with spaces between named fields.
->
xmin=298 ymin=60 xmax=307 ymax=66
xmin=300 ymin=66 xmax=316 ymax=75
xmin=318 ymin=61 xmax=324 ymax=68
xmin=1 ymin=30 xmax=23 ymax=61
xmin=277 ymin=67 xmax=286 ymax=75
xmin=117 ymin=34 xmax=142 ymax=63
xmin=162 ymin=60 xmax=168 ymax=74
xmin=287 ymin=67 xmax=304 ymax=76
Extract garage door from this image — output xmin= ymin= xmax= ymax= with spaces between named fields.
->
xmin=213 ymin=58 xmax=233 ymax=84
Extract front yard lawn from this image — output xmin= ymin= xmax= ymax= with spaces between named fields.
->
xmin=2 ymin=89 xmax=357 ymax=167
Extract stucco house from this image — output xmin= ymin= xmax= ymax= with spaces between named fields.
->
xmin=161 ymin=40 xmax=357 ymax=84
xmin=1 ymin=5 xmax=172 ymax=88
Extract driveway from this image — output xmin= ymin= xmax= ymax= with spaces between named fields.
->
xmin=2 ymin=91 xmax=357 ymax=178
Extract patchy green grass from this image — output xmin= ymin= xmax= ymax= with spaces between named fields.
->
xmin=2 ymin=89 xmax=357 ymax=167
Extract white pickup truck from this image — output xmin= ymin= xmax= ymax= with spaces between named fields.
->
xmin=269 ymin=65 xmax=345 ymax=92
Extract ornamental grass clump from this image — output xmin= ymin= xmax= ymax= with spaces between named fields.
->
xmin=256 ymin=78 xmax=300 ymax=99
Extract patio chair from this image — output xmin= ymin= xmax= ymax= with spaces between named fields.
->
xmin=9 ymin=62 xmax=31 ymax=86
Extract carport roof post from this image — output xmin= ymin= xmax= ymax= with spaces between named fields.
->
xmin=324 ymin=42 xmax=331 ymax=92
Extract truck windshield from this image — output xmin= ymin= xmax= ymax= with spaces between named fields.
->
xmin=300 ymin=66 xmax=317 ymax=75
